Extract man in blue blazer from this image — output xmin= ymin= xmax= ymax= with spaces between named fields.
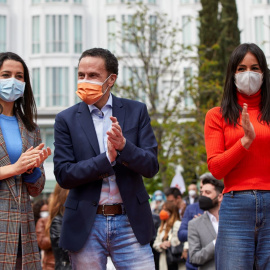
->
xmin=53 ymin=48 xmax=159 ymax=269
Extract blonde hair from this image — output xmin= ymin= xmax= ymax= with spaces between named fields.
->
xmin=159 ymin=201 xmax=180 ymax=241
xmin=45 ymin=183 xmax=69 ymax=237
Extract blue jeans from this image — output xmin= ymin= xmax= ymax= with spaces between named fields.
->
xmin=216 ymin=191 xmax=270 ymax=270
xmin=69 ymin=214 xmax=155 ymax=270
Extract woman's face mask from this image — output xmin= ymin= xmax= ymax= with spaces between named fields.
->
xmin=235 ymin=71 xmax=263 ymax=96
xmin=0 ymin=78 xmax=25 ymax=102
xmin=159 ymin=209 xmax=170 ymax=221
xmin=76 ymin=74 xmax=112 ymax=105
xmin=40 ymin=211 xmax=49 ymax=218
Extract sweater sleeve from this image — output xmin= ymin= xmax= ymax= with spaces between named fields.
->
xmin=204 ymin=108 xmax=248 ymax=179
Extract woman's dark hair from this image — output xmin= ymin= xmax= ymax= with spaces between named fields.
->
xmin=32 ymin=199 xmax=48 ymax=225
xmin=0 ymin=52 xmax=37 ymax=131
xmin=221 ymin=43 xmax=270 ymax=126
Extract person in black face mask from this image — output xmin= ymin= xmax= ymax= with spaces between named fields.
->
xmin=187 ymin=177 xmax=224 ymax=270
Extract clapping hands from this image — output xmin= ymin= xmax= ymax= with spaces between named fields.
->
xmin=241 ymin=103 xmax=256 ymax=149
xmin=15 ymin=143 xmax=51 ymax=175
xmin=107 ymin=116 xmax=126 ymax=163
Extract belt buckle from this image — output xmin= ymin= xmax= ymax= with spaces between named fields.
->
xmin=102 ymin=204 xmax=115 ymax=216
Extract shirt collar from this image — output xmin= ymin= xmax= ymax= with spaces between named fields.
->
xmin=88 ymin=93 xmax=113 ymax=113
xmin=206 ymin=211 xmax=218 ymax=223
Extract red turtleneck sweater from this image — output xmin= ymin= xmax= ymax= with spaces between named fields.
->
xmin=204 ymin=90 xmax=270 ymax=193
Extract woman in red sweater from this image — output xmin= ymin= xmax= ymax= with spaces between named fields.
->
xmin=205 ymin=43 xmax=270 ymax=269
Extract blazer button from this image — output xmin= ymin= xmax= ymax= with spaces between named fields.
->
xmin=92 ymin=201 xmax=97 ymax=206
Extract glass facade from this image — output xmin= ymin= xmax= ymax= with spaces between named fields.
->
xmin=46 ymin=67 xmax=69 ymax=106
xmin=121 ymin=15 xmax=137 ymax=53
xmin=183 ymin=67 xmax=193 ymax=107
xmin=255 ymin=16 xmax=264 ymax=49
xmin=32 ymin=16 xmax=40 ymax=54
xmin=74 ymin=67 xmax=80 ymax=104
xmin=32 ymin=68 xmax=41 ymax=107
xmin=74 ymin=15 xmax=82 ymax=53
xmin=0 ymin=16 xmax=6 ymax=52
xmin=46 ymin=15 xmax=69 ymax=53
xmin=182 ymin=16 xmax=192 ymax=47
xmin=40 ymin=128 xmax=54 ymax=163
xmin=149 ymin=15 xmax=157 ymax=52
xmin=107 ymin=16 xmax=116 ymax=53
xmin=46 ymin=0 xmax=68 ymax=2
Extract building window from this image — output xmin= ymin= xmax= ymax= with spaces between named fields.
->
xmin=74 ymin=67 xmax=80 ymax=104
xmin=46 ymin=67 xmax=69 ymax=107
xmin=40 ymin=128 xmax=54 ymax=163
xmin=74 ymin=15 xmax=82 ymax=53
xmin=46 ymin=0 xmax=68 ymax=2
xmin=32 ymin=16 xmax=40 ymax=54
xmin=182 ymin=16 xmax=192 ymax=47
xmin=148 ymin=0 xmax=156 ymax=3
xmin=180 ymin=0 xmax=190 ymax=3
xmin=32 ymin=0 xmax=41 ymax=3
xmin=122 ymin=15 xmax=137 ymax=54
xmin=0 ymin=16 xmax=6 ymax=52
xmin=107 ymin=16 xmax=116 ymax=53
xmin=184 ymin=67 xmax=193 ymax=107
xmin=46 ymin=15 xmax=69 ymax=53
xmin=74 ymin=0 xmax=82 ymax=3
xmin=0 ymin=0 xmax=7 ymax=3
xmin=123 ymin=66 xmax=146 ymax=102
xmin=32 ymin=68 xmax=40 ymax=107
xmin=253 ymin=0 xmax=262 ymax=3
xmin=255 ymin=16 xmax=264 ymax=49
xmin=149 ymin=15 xmax=157 ymax=52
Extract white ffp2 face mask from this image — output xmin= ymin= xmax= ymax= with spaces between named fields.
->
xmin=189 ymin=190 xmax=197 ymax=197
xmin=235 ymin=71 xmax=263 ymax=96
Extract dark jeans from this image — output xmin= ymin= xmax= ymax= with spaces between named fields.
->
xmin=216 ymin=191 xmax=270 ymax=270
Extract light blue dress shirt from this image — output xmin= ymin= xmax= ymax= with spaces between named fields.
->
xmin=88 ymin=94 xmax=123 ymax=204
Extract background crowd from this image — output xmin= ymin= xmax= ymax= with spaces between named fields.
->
xmin=31 ymin=171 xmax=224 ymax=270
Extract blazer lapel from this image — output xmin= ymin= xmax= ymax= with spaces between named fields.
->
xmin=77 ymin=102 xmax=100 ymax=155
xmin=0 ymin=115 xmax=24 ymax=204
xmin=18 ymin=115 xmax=29 ymax=154
xmin=112 ymin=95 xmax=125 ymax=130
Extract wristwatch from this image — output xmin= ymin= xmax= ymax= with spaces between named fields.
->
xmin=115 ymin=150 xmax=121 ymax=161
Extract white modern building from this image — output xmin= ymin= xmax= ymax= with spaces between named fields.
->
xmin=0 ymin=0 xmax=269 ymax=193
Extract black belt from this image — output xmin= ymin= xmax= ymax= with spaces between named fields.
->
xmin=229 ymin=190 xmax=270 ymax=197
xmin=96 ymin=204 xmax=125 ymax=216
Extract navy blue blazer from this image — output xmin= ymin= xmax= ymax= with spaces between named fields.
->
xmin=53 ymin=95 xmax=159 ymax=252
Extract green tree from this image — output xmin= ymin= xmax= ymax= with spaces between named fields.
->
xmin=180 ymin=0 xmax=240 ymax=183
xmin=108 ymin=2 xmax=191 ymax=192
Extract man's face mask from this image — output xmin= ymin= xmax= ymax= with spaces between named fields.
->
xmin=0 ymin=78 xmax=25 ymax=102
xmin=76 ymin=74 xmax=112 ymax=105
xmin=198 ymin=195 xmax=219 ymax=211
xmin=235 ymin=71 xmax=263 ymax=96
